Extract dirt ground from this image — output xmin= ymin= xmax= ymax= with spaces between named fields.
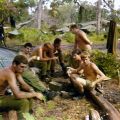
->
xmin=32 ymin=73 xmax=120 ymax=120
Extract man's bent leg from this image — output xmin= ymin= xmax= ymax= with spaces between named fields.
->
xmin=23 ymin=69 xmax=46 ymax=92
xmin=69 ymin=74 xmax=87 ymax=94
xmin=0 ymin=96 xmax=30 ymax=120
xmin=0 ymin=96 xmax=30 ymax=112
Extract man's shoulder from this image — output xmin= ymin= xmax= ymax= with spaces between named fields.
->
xmin=90 ymin=62 xmax=98 ymax=70
xmin=0 ymin=67 xmax=15 ymax=79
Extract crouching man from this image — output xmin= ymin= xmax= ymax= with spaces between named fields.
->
xmin=0 ymin=55 xmax=44 ymax=119
xmin=67 ymin=51 xmax=109 ymax=95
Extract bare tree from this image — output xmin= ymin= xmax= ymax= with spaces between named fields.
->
xmin=96 ymin=0 xmax=102 ymax=35
xmin=36 ymin=0 xmax=43 ymax=29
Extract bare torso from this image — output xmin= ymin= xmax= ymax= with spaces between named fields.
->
xmin=75 ymin=30 xmax=91 ymax=51
xmin=82 ymin=63 xmax=97 ymax=81
xmin=31 ymin=46 xmax=42 ymax=56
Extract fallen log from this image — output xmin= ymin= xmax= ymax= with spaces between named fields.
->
xmin=16 ymin=18 xmax=34 ymax=29
xmin=88 ymin=90 xmax=120 ymax=120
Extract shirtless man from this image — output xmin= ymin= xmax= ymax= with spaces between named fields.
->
xmin=67 ymin=51 xmax=109 ymax=94
xmin=0 ymin=55 xmax=44 ymax=117
xmin=30 ymin=42 xmax=58 ymax=80
xmin=70 ymin=24 xmax=92 ymax=52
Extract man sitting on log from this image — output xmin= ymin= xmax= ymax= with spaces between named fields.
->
xmin=0 ymin=55 xmax=44 ymax=119
xmin=67 ymin=51 xmax=109 ymax=96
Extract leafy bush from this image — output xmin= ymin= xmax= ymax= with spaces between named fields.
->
xmin=63 ymin=32 xmax=74 ymax=43
xmin=19 ymin=27 xmax=55 ymax=45
xmin=91 ymin=50 xmax=120 ymax=78
xmin=88 ymin=33 xmax=106 ymax=43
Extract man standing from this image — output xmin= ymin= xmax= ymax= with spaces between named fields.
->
xmin=70 ymin=24 xmax=92 ymax=52
xmin=0 ymin=55 xmax=44 ymax=119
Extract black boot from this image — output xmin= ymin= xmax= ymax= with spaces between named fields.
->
xmin=60 ymin=63 xmax=68 ymax=78
xmin=50 ymin=70 xmax=55 ymax=77
xmin=43 ymin=90 xmax=58 ymax=100
xmin=41 ymin=75 xmax=51 ymax=83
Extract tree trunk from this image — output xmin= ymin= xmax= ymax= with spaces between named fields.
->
xmin=106 ymin=20 xmax=117 ymax=54
xmin=88 ymin=90 xmax=120 ymax=120
xmin=96 ymin=0 xmax=101 ymax=35
xmin=37 ymin=0 xmax=43 ymax=29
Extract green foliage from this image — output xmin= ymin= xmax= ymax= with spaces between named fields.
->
xmin=47 ymin=101 xmax=56 ymax=110
xmin=44 ymin=116 xmax=56 ymax=120
xmin=88 ymin=33 xmax=106 ymax=43
xmin=63 ymin=32 xmax=74 ymax=43
xmin=0 ymin=0 xmax=17 ymax=20
xmin=91 ymin=50 xmax=120 ymax=78
xmin=19 ymin=27 xmax=55 ymax=45
xmin=23 ymin=113 xmax=35 ymax=120
xmin=35 ymin=107 xmax=45 ymax=117
xmin=117 ymin=26 xmax=120 ymax=38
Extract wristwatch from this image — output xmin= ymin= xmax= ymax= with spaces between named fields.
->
xmin=30 ymin=88 xmax=34 ymax=92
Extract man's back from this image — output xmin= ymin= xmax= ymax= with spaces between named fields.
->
xmin=0 ymin=67 xmax=14 ymax=95
xmin=75 ymin=30 xmax=91 ymax=51
xmin=31 ymin=46 xmax=41 ymax=57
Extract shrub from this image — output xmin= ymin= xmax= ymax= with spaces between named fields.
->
xmin=18 ymin=27 xmax=55 ymax=45
xmin=91 ymin=50 xmax=120 ymax=78
xmin=63 ymin=32 xmax=74 ymax=43
xmin=88 ymin=33 xmax=106 ymax=43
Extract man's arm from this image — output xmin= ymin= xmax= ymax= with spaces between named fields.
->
xmin=91 ymin=63 xmax=107 ymax=87
xmin=7 ymin=73 xmax=44 ymax=100
xmin=16 ymin=74 xmax=33 ymax=92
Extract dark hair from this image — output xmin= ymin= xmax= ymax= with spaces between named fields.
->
xmin=70 ymin=24 xmax=79 ymax=29
xmin=12 ymin=55 xmax=28 ymax=65
xmin=24 ymin=43 xmax=32 ymax=48
xmin=53 ymin=38 xmax=61 ymax=45
xmin=72 ymin=49 xmax=81 ymax=56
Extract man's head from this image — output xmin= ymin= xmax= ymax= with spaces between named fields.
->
xmin=43 ymin=42 xmax=53 ymax=51
xmin=72 ymin=49 xmax=81 ymax=61
xmin=43 ymin=42 xmax=54 ymax=57
xmin=23 ymin=42 xmax=33 ymax=54
xmin=12 ymin=55 xmax=28 ymax=73
xmin=53 ymin=38 xmax=61 ymax=47
xmin=80 ymin=51 xmax=90 ymax=65
xmin=70 ymin=24 xmax=79 ymax=34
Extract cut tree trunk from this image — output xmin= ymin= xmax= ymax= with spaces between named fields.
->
xmin=88 ymin=90 xmax=120 ymax=120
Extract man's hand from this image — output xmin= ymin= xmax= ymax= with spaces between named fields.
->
xmin=52 ymin=56 xmax=58 ymax=60
xmin=90 ymin=42 xmax=93 ymax=45
xmin=67 ymin=67 xmax=76 ymax=77
xmin=35 ymin=92 xmax=46 ymax=102
xmin=91 ymin=82 xmax=96 ymax=88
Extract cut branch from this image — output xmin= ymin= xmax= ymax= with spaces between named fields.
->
xmin=16 ymin=18 xmax=34 ymax=29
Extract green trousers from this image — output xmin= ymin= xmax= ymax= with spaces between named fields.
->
xmin=0 ymin=96 xmax=33 ymax=120
xmin=0 ymin=96 xmax=30 ymax=112
xmin=22 ymin=69 xmax=47 ymax=93
xmin=29 ymin=60 xmax=51 ymax=76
